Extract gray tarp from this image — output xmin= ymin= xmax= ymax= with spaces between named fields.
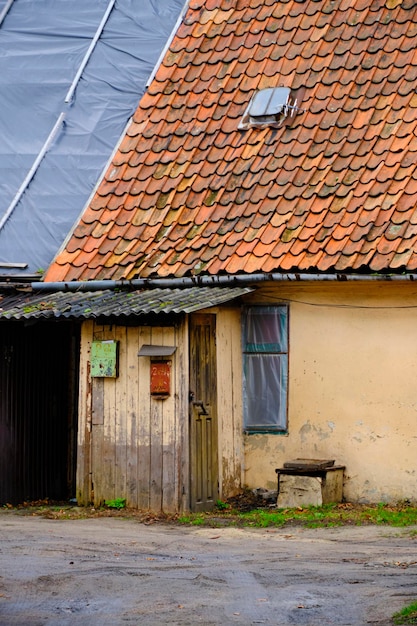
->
xmin=0 ymin=0 xmax=184 ymax=277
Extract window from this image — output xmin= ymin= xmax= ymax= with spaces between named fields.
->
xmin=239 ymin=87 xmax=291 ymax=129
xmin=243 ymin=305 xmax=288 ymax=432
xmin=239 ymin=87 xmax=304 ymax=130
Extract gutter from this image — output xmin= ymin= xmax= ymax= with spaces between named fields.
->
xmin=30 ymin=272 xmax=417 ymax=292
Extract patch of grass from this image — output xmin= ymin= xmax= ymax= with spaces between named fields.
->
xmin=4 ymin=498 xmax=417 ymax=530
xmin=355 ymin=502 xmax=417 ymax=527
xmin=393 ymin=601 xmax=417 ymax=624
xmin=178 ymin=513 xmax=207 ymax=526
xmin=177 ymin=502 xmax=417 ymax=529
xmin=105 ymin=498 xmax=126 ymax=510
xmin=215 ymin=499 xmax=229 ymax=511
xmin=239 ymin=509 xmax=290 ymax=527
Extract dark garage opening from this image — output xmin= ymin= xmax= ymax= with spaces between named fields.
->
xmin=0 ymin=321 xmax=80 ymax=504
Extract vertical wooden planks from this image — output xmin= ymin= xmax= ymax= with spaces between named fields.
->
xmin=137 ymin=326 xmax=151 ymax=509
xmin=80 ymin=320 xmax=188 ymax=512
xmin=90 ymin=377 xmax=104 ymax=504
xmin=189 ymin=314 xmax=219 ymax=511
xmin=126 ymin=326 xmax=139 ymax=507
xmin=114 ymin=325 xmax=128 ymax=501
xmin=76 ymin=321 xmax=93 ymax=505
xmin=230 ymin=309 xmax=244 ymax=492
xmin=92 ymin=379 xmax=104 ymax=426
xmin=160 ymin=326 xmax=177 ymax=512
xmin=177 ymin=318 xmax=189 ymax=512
xmin=216 ymin=308 xmax=243 ymax=498
xmin=100 ymin=325 xmax=117 ymax=504
xmin=149 ymin=326 xmax=164 ymax=512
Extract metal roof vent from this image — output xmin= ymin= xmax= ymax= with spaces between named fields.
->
xmin=239 ymin=87 xmax=302 ymax=129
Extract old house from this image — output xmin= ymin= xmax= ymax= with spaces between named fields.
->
xmin=4 ymin=0 xmax=417 ymax=510
xmin=0 ymin=0 xmax=184 ymax=504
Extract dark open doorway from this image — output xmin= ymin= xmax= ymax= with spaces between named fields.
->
xmin=0 ymin=321 xmax=80 ymax=504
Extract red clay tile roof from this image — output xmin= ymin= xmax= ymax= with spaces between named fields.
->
xmin=45 ymin=0 xmax=417 ymax=282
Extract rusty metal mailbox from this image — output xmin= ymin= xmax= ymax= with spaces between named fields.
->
xmin=138 ymin=344 xmax=177 ymax=399
xmin=150 ymin=360 xmax=171 ymax=396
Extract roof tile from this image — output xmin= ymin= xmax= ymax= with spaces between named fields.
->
xmin=44 ymin=0 xmax=417 ymax=282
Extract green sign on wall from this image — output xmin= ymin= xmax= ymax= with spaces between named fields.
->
xmin=91 ymin=340 xmax=119 ymax=378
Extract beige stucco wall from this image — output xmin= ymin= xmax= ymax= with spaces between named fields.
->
xmin=243 ymin=281 xmax=417 ymax=504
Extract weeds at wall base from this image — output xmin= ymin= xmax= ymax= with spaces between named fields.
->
xmin=3 ymin=499 xmax=417 ymax=531
xmin=178 ymin=501 xmax=417 ymax=529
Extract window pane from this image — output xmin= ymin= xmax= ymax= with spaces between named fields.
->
xmin=249 ymin=87 xmax=290 ymax=117
xmin=243 ymin=354 xmax=288 ymax=430
xmin=245 ymin=306 xmax=287 ymax=353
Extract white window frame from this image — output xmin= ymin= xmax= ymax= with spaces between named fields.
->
xmin=242 ymin=305 xmax=289 ymax=433
xmin=239 ymin=87 xmax=291 ymax=129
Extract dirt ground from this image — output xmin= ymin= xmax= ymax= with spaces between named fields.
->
xmin=0 ymin=511 xmax=417 ymax=626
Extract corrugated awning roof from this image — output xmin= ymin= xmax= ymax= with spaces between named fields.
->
xmin=0 ymin=286 xmax=253 ymax=320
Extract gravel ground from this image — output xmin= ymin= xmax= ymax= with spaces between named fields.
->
xmin=0 ymin=513 xmax=416 ymax=625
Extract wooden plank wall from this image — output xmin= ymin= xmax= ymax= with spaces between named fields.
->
xmin=216 ymin=307 xmax=244 ymax=499
xmin=76 ymin=320 xmax=93 ymax=505
xmin=77 ymin=320 xmax=188 ymax=513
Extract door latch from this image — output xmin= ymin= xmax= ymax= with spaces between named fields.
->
xmin=192 ymin=400 xmax=208 ymax=415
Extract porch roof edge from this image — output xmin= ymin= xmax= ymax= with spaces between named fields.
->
xmin=0 ymin=285 xmax=253 ymax=321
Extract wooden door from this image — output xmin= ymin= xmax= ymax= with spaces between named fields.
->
xmin=189 ymin=314 xmax=218 ymax=511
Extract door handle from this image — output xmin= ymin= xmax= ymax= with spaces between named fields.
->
xmin=192 ymin=400 xmax=208 ymax=415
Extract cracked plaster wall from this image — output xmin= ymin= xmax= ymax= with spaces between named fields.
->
xmin=243 ymin=282 xmax=417 ymax=504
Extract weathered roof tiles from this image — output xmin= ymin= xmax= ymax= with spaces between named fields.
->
xmin=45 ymin=0 xmax=417 ymax=282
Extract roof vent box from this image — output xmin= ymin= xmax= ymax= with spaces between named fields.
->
xmin=239 ymin=87 xmax=302 ymax=129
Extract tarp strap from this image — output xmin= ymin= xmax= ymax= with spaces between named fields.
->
xmin=0 ymin=112 xmax=66 ymax=232
xmin=0 ymin=0 xmax=14 ymax=27
xmin=65 ymin=0 xmax=116 ymax=104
